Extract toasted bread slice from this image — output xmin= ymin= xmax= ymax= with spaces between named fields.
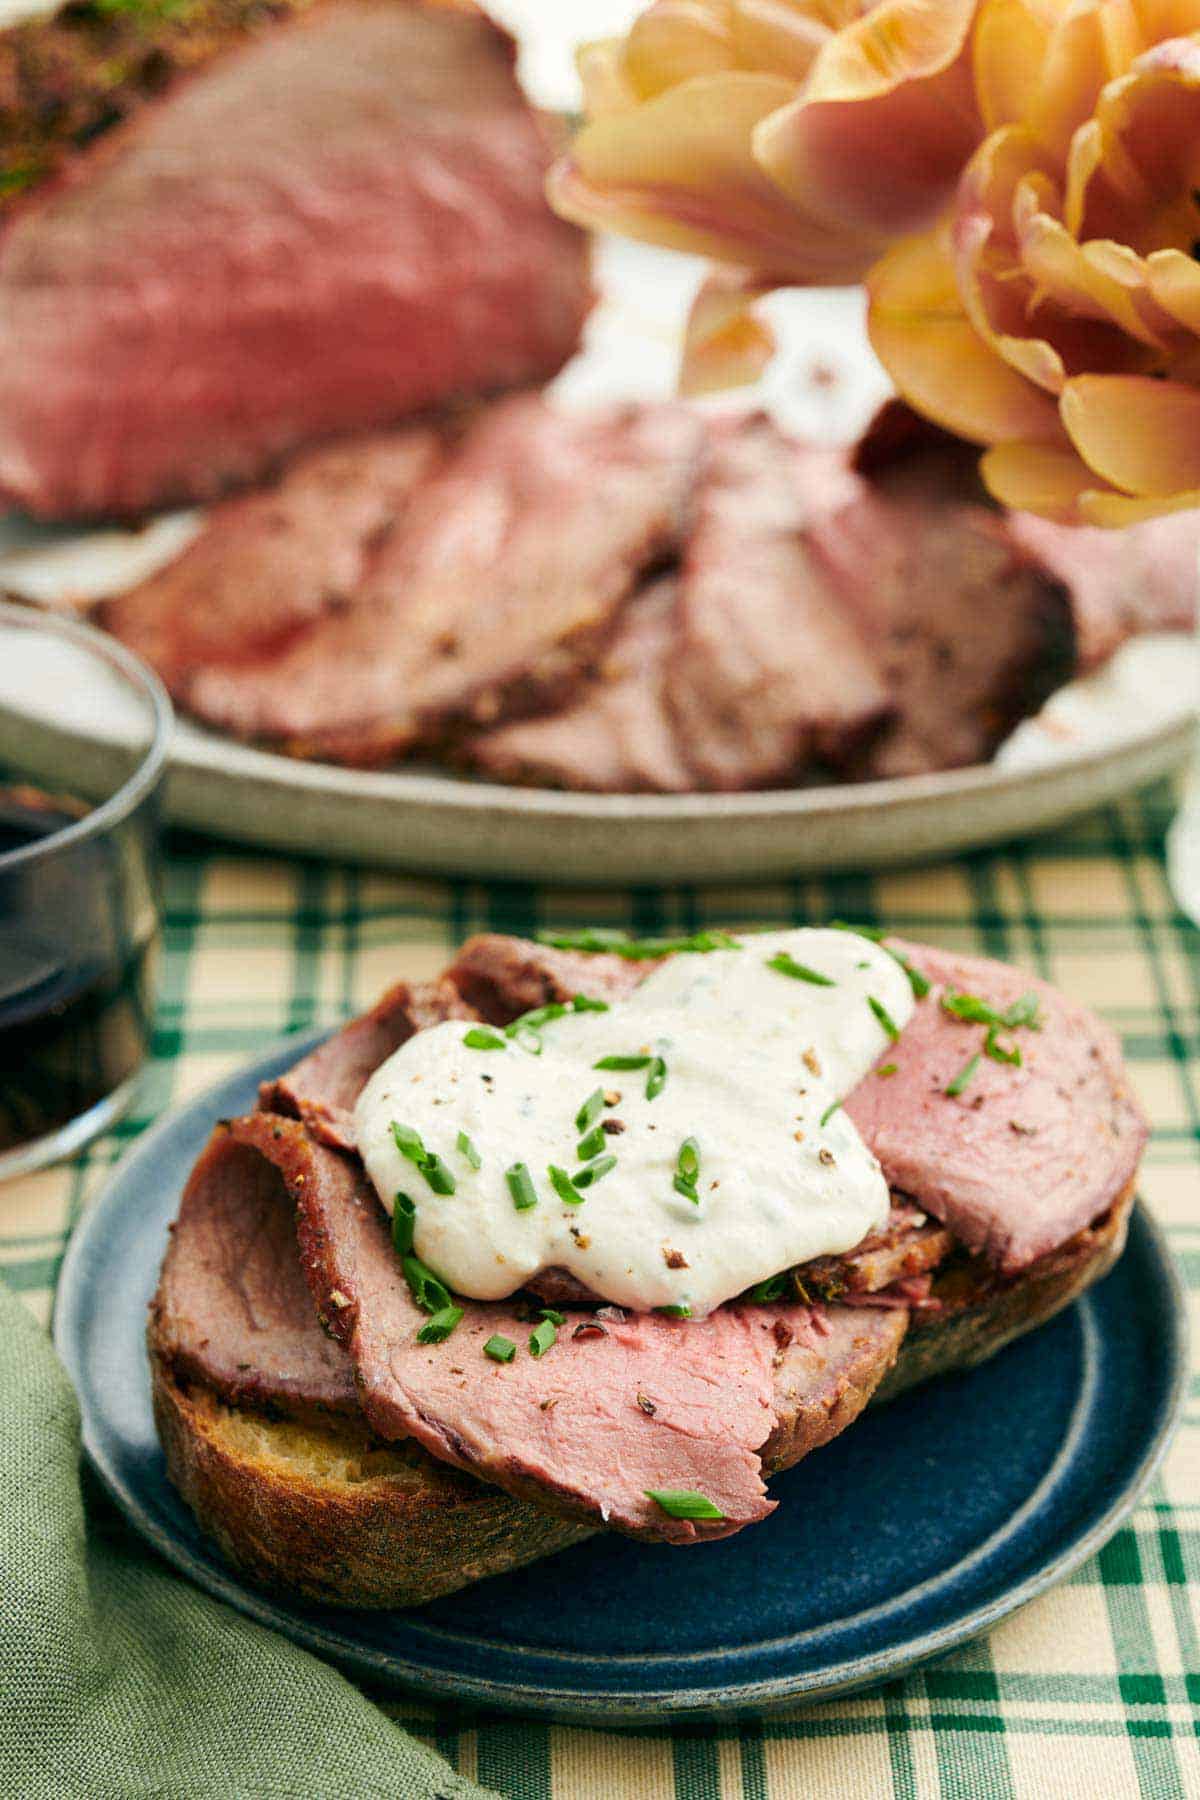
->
xmin=150 ymin=1183 xmax=1133 ymax=1609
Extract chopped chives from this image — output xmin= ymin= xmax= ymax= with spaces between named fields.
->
xmin=868 ymin=996 xmax=901 ymax=1041
xmin=402 ymin=1254 xmax=452 ymax=1315
xmin=877 ymin=1063 xmax=899 ymax=1078
xmin=819 ymin=1098 xmax=842 ymax=1127
xmin=645 ymin=1488 xmax=725 ymax=1520
xmin=510 ymin=1025 xmax=543 ymax=1056
xmin=548 ymin=1164 xmax=586 ymax=1206
xmin=593 ymin=1053 xmax=652 ymax=1071
xmin=830 ymin=920 xmax=885 ymax=940
xmin=942 ymin=987 xmax=1040 ymax=1032
xmin=1002 ymin=991 xmax=1041 ymax=1030
xmin=766 ymin=951 xmax=836 ymax=987
xmin=984 ymin=1026 xmax=1022 ymax=1066
xmin=528 ymin=1318 xmax=557 ymax=1357
xmin=506 ymin=1162 xmax=538 ymax=1211
xmin=416 ymin=1304 xmax=463 ymax=1344
xmin=891 ymin=952 xmax=930 ymax=999
xmin=656 ymin=1303 xmax=692 ymax=1319
xmin=537 ymin=928 xmax=740 ymax=960
xmin=574 ymin=1087 xmax=605 ymax=1133
xmin=573 ymin=1153 xmax=617 ymax=1188
xmin=456 ymin=1129 xmax=482 ymax=1171
xmin=945 ymin=1052 xmax=981 ymax=1098
xmin=674 ymin=1137 xmax=700 ymax=1203
xmin=391 ymin=1192 xmax=416 ymax=1256
xmin=463 ymin=1026 xmax=506 ymax=1051
xmin=645 ymin=1055 xmax=668 ymax=1101
xmin=538 ymin=926 xmax=630 ymax=951
xmin=484 ymin=1334 xmax=516 ymax=1363
xmin=538 ymin=1308 xmax=566 ymax=1325
xmin=419 ymin=1152 xmax=456 ymax=1196
xmin=505 ymin=1001 xmax=568 ymax=1036
xmin=571 ymin=994 xmax=610 ymax=1013
xmin=941 ymin=988 xmax=1000 ymax=1025
xmin=391 ymin=1121 xmax=426 ymax=1165
xmin=576 ymin=1125 xmax=607 ymax=1161
xmin=745 ymin=1273 xmax=787 ymax=1304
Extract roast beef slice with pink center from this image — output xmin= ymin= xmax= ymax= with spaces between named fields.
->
xmin=104 ymin=427 xmax=442 ymax=691
xmin=1007 ymin=510 xmax=1197 ymax=670
xmin=150 ymin=1123 xmax=358 ymax=1423
xmin=853 ymin=399 xmax=1196 ymax=676
xmin=845 ymin=941 xmax=1147 ymax=1273
xmin=806 ymin=480 xmax=1076 ymax=779
xmin=441 ymin=934 xmax=1145 ymax=1272
xmin=186 ymin=397 xmax=704 ymax=760
xmin=259 ymin=977 xmax=476 ymax=1152
xmin=667 ymin=417 xmax=892 ymax=789
xmin=225 ymin=1113 xmax=904 ymax=1542
xmin=465 ymin=577 xmax=695 ymax=793
xmin=0 ymin=0 xmax=590 ymax=519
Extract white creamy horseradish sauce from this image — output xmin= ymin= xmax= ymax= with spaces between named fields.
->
xmin=355 ymin=929 xmax=914 ymax=1316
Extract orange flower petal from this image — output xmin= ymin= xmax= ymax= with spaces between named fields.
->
xmin=1146 ymin=246 xmax=1200 ymax=332
xmin=868 ymin=233 xmax=1066 ymax=444
xmin=731 ymin=0 xmax=840 ymax=82
xmin=551 ymin=72 xmax=879 ymax=281
xmin=972 ymin=0 xmax=1053 ymax=133
xmin=980 ymin=441 xmax=1100 ymax=515
xmin=754 ymin=0 xmax=981 ymax=238
xmin=1030 ymin=0 xmax=1143 ymax=163
xmin=679 ymin=269 xmax=777 ymax=394
xmin=622 ymin=2 xmax=737 ymax=100
xmin=576 ymin=39 xmax=642 ymax=118
xmin=1132 ymin=0 xmax=1200 ymax=47
xmin=1078 ymin=482 xmax=1200 ymax=522
xmin=1061 ymin=372 xmax=1200 ymax=493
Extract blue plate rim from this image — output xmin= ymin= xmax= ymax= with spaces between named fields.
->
xmin=53 ymin=1027 xmax=1191 ymax=1722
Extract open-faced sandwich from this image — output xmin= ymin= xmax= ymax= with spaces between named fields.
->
xmin=149 ymin=927 xmax=1146 ymax=1605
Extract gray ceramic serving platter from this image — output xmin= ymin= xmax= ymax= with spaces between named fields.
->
xmin=2 ymin=232 xmax=1196 ymax=886
xmin=54 ymin=1030 xmax=1188 ymax=1724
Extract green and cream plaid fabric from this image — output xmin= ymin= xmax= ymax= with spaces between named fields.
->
xmin=3 ymin=780 xmax=1198 ymax=1800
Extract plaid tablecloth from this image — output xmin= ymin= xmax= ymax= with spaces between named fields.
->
xmin=4 ymin=780 xmax=1198 ymax=1800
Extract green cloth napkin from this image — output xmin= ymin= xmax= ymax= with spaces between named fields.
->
xmin=0 ymin=1280 xmax=493 ymax=1800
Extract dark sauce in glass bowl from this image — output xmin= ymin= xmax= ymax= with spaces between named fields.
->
xmin=0 ymin=784 xmax=157 ymax=1158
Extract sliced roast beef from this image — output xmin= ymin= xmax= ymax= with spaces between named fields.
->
xmin=224 ymin=1112 xmax=903 ymax=1542
xmin=183 ymin=397 xmax=703 ymax=761
xmin=0 ymin=0 xmax=590 ymax=519
xmin=104 ymin=427 xmax=443 ymax=691
xmin=797 ymin=1201 xmax=954 ymax=1301
xmin=466 ymin=578 xmax=694 ymax=792
xmin=844 ymin=941 xmax=1147 ymax=1273
xmin=853 ymin=398 xmax=1196 ymax=674
xmin=667 ymin=418 xmax=892 ymax=789
xmin=440 ymin=933 xmax=1145 ymax=1273
xmin=444 ymin=932 xmax=652 ymax=1022
xmin=151 ymin=1125 xmax=358 ymax=1424
xmin=259 ymin=978 xmax=475 ymax=1153
xmin=1007 ymin=510 xmax=1196 ymax=670
xmin=807 ymin=483 xmax=1076 ymax=779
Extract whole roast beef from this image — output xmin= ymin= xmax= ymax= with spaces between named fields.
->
xmin=0 ymin=0 xmax=591 ymax=519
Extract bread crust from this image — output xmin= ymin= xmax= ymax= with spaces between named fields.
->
xmin=150 ymin=1181 xmax=1134 ymax=1608
xmin=150 ymin=1349 xmax=591 ymax=1608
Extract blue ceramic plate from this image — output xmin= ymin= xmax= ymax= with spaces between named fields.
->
xmin=55 ymin=1031 xmax=1188 ymax=1723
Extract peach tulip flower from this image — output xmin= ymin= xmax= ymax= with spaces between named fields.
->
xmin=553 ymin=0 xmax=1200 ymax=521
